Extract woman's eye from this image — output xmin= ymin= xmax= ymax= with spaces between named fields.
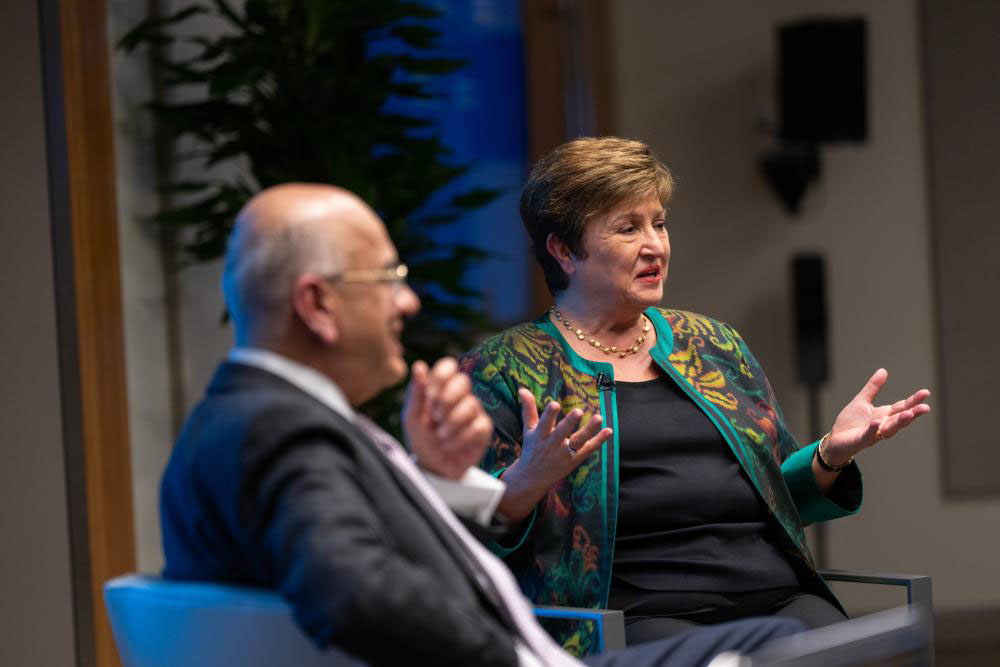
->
xmin=654 ymin=221 xmax=668 ymax=232
xmin=619 ymin=226 xmax=636 ymax=234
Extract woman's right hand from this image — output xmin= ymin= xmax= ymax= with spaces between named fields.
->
xmin=497 ymin=387 xmax=613 ymax=522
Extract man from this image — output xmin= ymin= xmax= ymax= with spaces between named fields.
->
xmin=160 ymin=183 xmax=804 ymax=666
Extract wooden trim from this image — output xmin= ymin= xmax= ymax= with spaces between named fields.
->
xmin=57 ymin=0 xmax=136 ymax=665
xmin=523 ymin=0 xmax=566 ymax=164
xmin=584 ymin=0 xmax=614 ymax=136
xmin=522 ymin=0 xmax=562 ymax=312
xmin=521 ymin=0 xmax=614 ymax=159
xmin=521 ymin=0 xmax=615 ymax=312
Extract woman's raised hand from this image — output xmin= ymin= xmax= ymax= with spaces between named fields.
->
xmin=823 ymin=369 xmax=931 ymax=466
xmin=516 ymin=387 xmax=611 ymax=483
xmin=496 ymin=387 xmax=613 ymax=522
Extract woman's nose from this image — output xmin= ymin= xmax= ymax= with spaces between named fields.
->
xmin=641 ymin=225 xmax=666 ymax=254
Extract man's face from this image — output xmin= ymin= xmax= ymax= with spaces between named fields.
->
xmin=329 ymin=214 xmax=420 ymax=403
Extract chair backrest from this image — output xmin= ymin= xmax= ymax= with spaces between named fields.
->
xmin=104 ymin=574 xmax=366 ymax=667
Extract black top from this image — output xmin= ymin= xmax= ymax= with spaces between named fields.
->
xmin=611 ymin=376 xmax=799 ymax=593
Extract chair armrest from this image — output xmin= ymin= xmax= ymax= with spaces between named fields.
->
xmin=819 ymin=570 xmax=935 ymax=666
xmin=819 ymin=569 xmax=933 ymax=608
xmin=533 ymin=606 xmax=626 ymax=653
xmin=747 ymin=606 xmax=933 ymax=667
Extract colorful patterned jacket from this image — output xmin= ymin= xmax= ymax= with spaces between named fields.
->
xmin=460 ymin=307 xmax=862 ymax=655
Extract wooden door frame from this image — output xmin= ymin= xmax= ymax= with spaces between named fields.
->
xmin=39 ymin=0 xmax=136 ymax=665
xmin=521 ymin=0 xmax=614 ymax=312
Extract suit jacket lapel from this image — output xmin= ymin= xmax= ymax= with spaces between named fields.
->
xmin=211 ymin=361 xmax=509 ymax=616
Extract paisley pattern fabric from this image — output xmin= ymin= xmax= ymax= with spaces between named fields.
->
xmin=460 ymin=307 xmax=861 ymax=656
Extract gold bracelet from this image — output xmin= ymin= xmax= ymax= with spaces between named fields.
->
xmin=816 ymin=433 xmax=853 ymax=472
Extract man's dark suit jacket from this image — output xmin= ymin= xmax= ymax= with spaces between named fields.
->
xmin=160 ymin=362 xmax=519 ymax=667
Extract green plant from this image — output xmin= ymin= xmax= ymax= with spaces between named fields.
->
xmin=120 ymin=0 xmax=499 ymax=434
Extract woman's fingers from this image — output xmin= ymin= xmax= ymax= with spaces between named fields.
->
xmin=854 ymin=368 xmax=888 ymax=403
xmin=879 ymin=402 xmax=932 ymax=438
xmin=861 ymin=417 xmax=882 ymax=445
xmin=900 ymin=389 xmax=931 ymax=412
xmin=571 ymin=427 xmax=614 ymax=460
xmin=519 ymin=388 xmax=563 ymax=444
xmin=870 ymin=401 xmax=931 ymax=445
xmin=518 ymin=388 xmax=539 ymax=430
xmin=566 ymin=414 xmax=604 ymax=451
xmin=535 ymin=400 xmax=562 ymax=436
xmin=877 ymin=410 xmax=914 ymax=439
xmin=885 ymin=388 xmax=929 ymax=414
xmin=547 ymin=408 xmax=583 ymax=445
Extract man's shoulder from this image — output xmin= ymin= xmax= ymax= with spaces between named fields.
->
xmin=172 ymin=363 xmax=361 ymax=469
xmin=209 ymin=362 xmax=350 ymax=420
xmin=160 ymin=364 xmax=370 ymax=586
xmin=162 ymin=362 xmax=370 ymax=532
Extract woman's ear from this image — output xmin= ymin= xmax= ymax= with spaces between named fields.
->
xmin=545 ymin=232 xmax=577 ymax=277
xmin=292 ymin=274 xmax=339 ymax=345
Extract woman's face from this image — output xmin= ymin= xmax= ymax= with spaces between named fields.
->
xmin=568 ymin=193 xmax=669 ymax=311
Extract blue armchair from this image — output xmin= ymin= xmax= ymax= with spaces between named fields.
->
xmin=104 ymin=575 xmax=363 ymax=667
xmin=104 ymin=575 xmax=622 ymax=666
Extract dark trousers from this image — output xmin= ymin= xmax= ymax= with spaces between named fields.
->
xmin=610 ymin=585 xmax=847 ymax=646
xmin=586 ymin=616 xmax=806 ymax=667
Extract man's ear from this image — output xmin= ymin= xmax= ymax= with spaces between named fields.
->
xmin=291 ymin=275 xmax=339 ymax=345
xmin=545 ymin=232 xmax=576 ymax=277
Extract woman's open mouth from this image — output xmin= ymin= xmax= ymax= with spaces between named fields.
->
xmin=635 ymin=265 xmax=662 ymax=284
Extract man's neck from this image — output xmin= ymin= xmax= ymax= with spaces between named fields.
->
xmin=228 ymin=346 xmax=356 ymax=420
xmin=244 ymin=331 xmax=382 ymax=406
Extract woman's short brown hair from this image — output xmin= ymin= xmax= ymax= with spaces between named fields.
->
xmin=520 ymin=136 xmax=674 ymax=294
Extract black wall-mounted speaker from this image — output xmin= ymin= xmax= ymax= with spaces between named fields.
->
xmin=792 ymin=254 xmax=829 ymax=386
xmin=779 ymin=18 xmax=867 ymax=143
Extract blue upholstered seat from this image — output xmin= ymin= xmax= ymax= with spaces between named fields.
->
xmin=104 ymin=575 xmax=365 ymax=666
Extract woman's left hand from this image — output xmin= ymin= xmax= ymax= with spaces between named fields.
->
xmin=823 ymin=368 xmax=931 ymax=466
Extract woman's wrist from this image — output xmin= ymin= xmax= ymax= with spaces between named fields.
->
xmin=498 ymin=458 xmax=552 ymax=522
xmin=816 ymin=432 xmax=854 ymax=471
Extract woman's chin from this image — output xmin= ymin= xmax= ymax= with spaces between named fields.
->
xmin=630 ymin=285 xmax=664 ymax=308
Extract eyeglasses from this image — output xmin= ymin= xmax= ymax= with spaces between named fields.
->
xmin=323 ymin=263 xmax=409 ymax=294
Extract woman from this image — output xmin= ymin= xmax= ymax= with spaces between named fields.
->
xmin=459 ymin=137 xmax=930 ymax=653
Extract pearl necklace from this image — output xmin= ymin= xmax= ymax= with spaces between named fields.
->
xmin=550 ymin=306 xmax=650 ymax=358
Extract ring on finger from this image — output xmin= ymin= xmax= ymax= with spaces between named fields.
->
xmin=874 ymin=428 xmax=888 ymax=442
xmin=564 ymin=437 xmax=579 ymax=453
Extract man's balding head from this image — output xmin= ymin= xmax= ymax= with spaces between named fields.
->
xmin=222 ymin=183 xmax=384 ymax=346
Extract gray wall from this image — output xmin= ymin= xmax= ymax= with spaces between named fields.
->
xmin=0 ymin=0 xmax=79 ymax=664
xmin=110 ymin=0 xmax=177 ymax=575
xmin=923 ymin=0 xmax=1000 ymax=497
xmin=109 ymin=0 xmax=235 ymax=574
xmin=612 ymin=0 xmax=1000 ymax=614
